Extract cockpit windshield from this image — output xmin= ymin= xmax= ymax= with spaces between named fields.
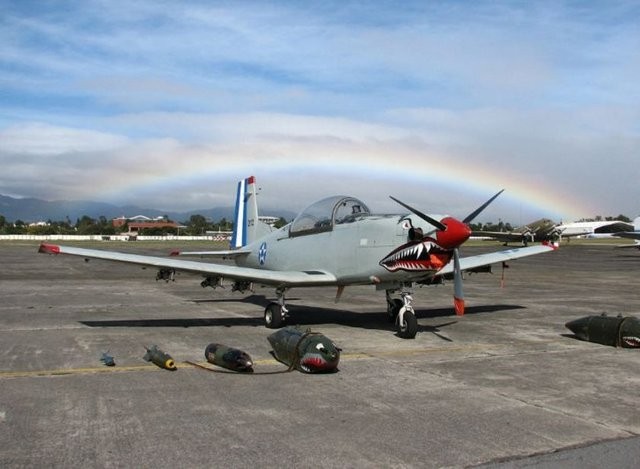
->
xmin=289 ymin=195 xmax=371 ymax=236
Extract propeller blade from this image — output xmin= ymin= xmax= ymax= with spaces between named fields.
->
xmin=462 ymin=189 xmax=504 ymax=224
xmin=453 ymin=248 xmax=465 ymax=316
xmin=389 ymin=196 xmax=447 ymax=231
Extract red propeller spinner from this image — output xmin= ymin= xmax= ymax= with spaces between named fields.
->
xmin=435 ymin=217 xmax=472 ymax=250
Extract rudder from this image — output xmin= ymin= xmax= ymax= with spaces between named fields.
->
xmin=230 ymin=176 xmax=263 ymax=248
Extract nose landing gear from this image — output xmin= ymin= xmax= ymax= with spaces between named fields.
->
xmin=387 ymin=289 xmax=417 ymax=339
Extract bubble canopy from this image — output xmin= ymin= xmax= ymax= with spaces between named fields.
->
xmin=290 ymin=195 xmax=371 ymax=236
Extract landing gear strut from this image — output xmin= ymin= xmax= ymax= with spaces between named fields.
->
xmin=386 ymin=288 xmax=418 ymax=339
xmin=264 ymin=287 xmax=289 ymax=329
xmin=156 ymin=268 xmax=175 ymax=282
xmin=386 ymin=291 xmax=403 ymax=323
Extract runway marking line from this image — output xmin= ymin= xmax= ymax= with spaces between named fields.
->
xmin=0 ymin=344 xmax=497 ymax=379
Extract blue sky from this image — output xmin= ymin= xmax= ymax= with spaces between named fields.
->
xmin=1 ymin=1 xmax=638 ymax=222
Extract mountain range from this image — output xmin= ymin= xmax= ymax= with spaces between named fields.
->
xmin=0 ymin=194 xmax=295 ymax=224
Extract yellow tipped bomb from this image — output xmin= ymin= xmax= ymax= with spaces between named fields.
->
xmin=143 ymin=345 xmax=177 ymax=370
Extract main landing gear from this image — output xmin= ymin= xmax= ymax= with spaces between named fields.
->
xmin=264 ymin=287 xmax=289 ymax=329
xmin=262 ymin=286 xmax=418 ymax=339
xmin=386 ymin=289 xmax=418 ymax=339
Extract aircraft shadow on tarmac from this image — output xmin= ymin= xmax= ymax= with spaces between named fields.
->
xmin=80 ymin=294 xmax=525 ymax=338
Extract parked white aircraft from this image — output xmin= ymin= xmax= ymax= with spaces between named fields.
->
xmin=556 ymin=220 xmax=633 ymax=239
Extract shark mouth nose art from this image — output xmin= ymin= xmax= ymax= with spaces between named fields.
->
xmin=380 ymin=240 xmax=449 ymax=272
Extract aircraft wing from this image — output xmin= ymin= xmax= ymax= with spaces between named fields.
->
xmin=38 ymin=243 xmax=336 ymax=287
xmin=613 ymin=232 xmax=640 ymax=249
xmin=613 ymin=232 xmax=640 ymax=240
xmin=472 ymin=231 xmax=526 ymax=243
xmin=437 ymin=244 xmax=557 ymax=276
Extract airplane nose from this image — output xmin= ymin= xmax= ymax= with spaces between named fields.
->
xmin=436 ymin=217 xmax=472 ymax=249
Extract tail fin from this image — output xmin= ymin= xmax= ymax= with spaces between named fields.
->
xmin=231 ymin=176 xmax=271 ymax=248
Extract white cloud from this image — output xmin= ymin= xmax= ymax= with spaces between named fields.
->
xmin=0 ymin=1 xmax=638 ymax=221
xmin=0 ymin=123 xmax=130 ymax=156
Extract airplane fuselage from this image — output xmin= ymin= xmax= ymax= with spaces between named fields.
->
xmin=236 ymin=214 xmax=444 ymax=286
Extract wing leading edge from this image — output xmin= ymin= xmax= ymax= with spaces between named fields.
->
xmin=437 ymin=243 xmax=557 ymax=276
xmin=38 ymin=243 xmax=336 ymax=287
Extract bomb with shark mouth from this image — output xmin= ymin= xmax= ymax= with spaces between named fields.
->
xmin=565 ymin=313 xmax=640 ymax=348
xmin=267 ymin=327 xmax=341 ymax=373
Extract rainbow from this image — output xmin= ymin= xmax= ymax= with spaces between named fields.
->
xmin=95 ymin=143 xmax=593 ymax=221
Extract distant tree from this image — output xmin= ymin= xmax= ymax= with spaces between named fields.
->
xmin=5 ymin=220 xmax=26 ymax=234
xmin=217 ymin=217 xmax=231 ymax=231
xmin=76 ymin=215 xmax=105 ymax=235
xmin=186 ymin=214 xmax=212 ymax=235
xmin=0 ymin=215 xmax=5 ymax=228
xmin=274 ymin=217 xmax=288 ymax=229
xmin=27 ymin=224 xmax=57 ymax=235
xmin=606 ymin=214 xmax=631 ymax=223
xmin=95 ymin=215 xmax=115 ymax=235
xmin=48 ymin=219 xmax=75 ymax=235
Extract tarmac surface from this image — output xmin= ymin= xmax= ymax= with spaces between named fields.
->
xmin=1 ymin=240 xmax=639 ymax=468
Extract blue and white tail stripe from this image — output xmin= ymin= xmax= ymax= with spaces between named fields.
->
xmin=231 ymin=176 xmax=256 ymax=248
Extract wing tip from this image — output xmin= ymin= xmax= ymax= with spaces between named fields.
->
xmin=38 ymin=243 xmax=60 ymax=254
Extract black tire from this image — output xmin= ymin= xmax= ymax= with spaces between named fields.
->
xmin=397 ymin=308 xmax=418 ymax=339
xmin=387 ymin=298 xmax=403 ymax=322
xmin=264 ymin=302 xmax=284 ymax=329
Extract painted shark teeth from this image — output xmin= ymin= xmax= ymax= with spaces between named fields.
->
xmin=622 ymin=336 xmax=640 ymax=348
xmin=380 ymin=240 xmax=437 ymax=272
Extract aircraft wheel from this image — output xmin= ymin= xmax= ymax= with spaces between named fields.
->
xmin=387 ymin=299 xmax=403 ymax=323
xmin=397 ymin=308 xmax=417 ymax=339
xmin=264 ymin=302 xmax=284 ymax=329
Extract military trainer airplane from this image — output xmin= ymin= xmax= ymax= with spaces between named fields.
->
xmin=473 ymin=218 xmax=560 ymax=246
xmin=39 ymin=176 xmax=557 ymax=339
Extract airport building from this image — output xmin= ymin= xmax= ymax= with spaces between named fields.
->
xmin=112 ymin=215 xmax=181 ymax=234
